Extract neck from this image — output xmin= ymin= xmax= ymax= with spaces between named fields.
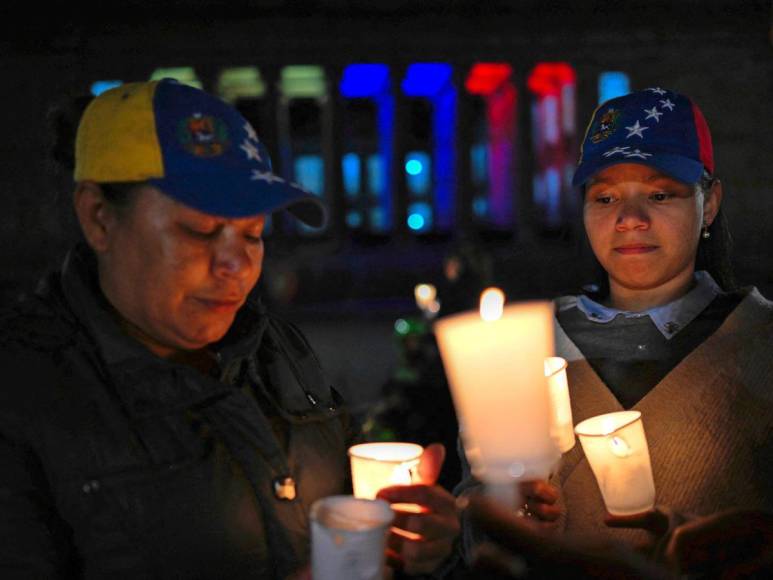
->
xmin=607 ymin=269 xmax=696 ymax=312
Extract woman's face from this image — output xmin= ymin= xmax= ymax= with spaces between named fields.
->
xmin=96 ymin=185 xmax=266 ymax=356
xmin=583 ymin=163 xmax=717 ymax=295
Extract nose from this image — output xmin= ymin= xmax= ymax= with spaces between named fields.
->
xmin=212 ymin=235 xmax=255 ymax=281
xmin=615 ymin=197 xmax=650 ymax=231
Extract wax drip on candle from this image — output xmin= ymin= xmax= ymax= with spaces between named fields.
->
xmin=480 ymin=287 xmax=505 ymax=321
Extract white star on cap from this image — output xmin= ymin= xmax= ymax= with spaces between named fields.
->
xmin=660 ymin=98 xmax=675 ymax=111
xmin=251 ymin=170 xmax=284 ymax=184
xmin=602 ymin=146 xmax=631 ymax=157
xmin=240 ymin=139 xmax=262 ymax=162
xmin=625 ymin=120 xmax=649 ymax=139
xmin=644 ymin=107 xmax=663 ymax=122
xmin=244 ymin=122 xmax=259 ymax=142
xmin=647 ymin=87 xmax=667 ymax=95
xmin=624 ymin=149 xmax=653 ymax=159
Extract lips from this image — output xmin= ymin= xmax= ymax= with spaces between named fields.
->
xmin=195 ymin=297 xmax=243 ymax=312
xmin=614 ymin=244 xmax=658 ymax=255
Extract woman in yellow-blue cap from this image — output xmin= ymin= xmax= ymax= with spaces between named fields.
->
xmin=0 ymin=79 xmax=460 ymax=579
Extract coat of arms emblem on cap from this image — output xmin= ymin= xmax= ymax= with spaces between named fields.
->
xmin=177 ymin=113 xmax=231 ymax=157
xmin=590 ymin=108 xmax=620 ymax=144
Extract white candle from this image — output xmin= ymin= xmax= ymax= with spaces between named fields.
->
xmin=544 ymin=357 xmax=575 ymax=453
xmin=348 ymin=443 xmax=424 ymax=500
xmin=574 ymin=411 xmax=656 ymax=516
xmin=434 ymin=291 xmax=558 ymax=500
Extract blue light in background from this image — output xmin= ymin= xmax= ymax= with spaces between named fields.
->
xmin=598 ymin=72 xmax=630 ymax=104
xmin=407 ymin=214 xmax=425 ymax=231
xmin=293 ymin=155 xmax=324 ymax=195
xmin=407 ymin=202 xmax=432 ymax=232
xmin=342 ymin=153 xmax=361 ymax=198
xmin=405 ymin=159 xmax=423 ymax=175
xmin=346 ymin=211 xmax=363 ymax=228
xmin=340 ymin=64 xmax=389 ymax=98
xmin=405 ymin=151 xmax=431 ymax=196
xmin=367 ymin=154 xmax=384 ymax=198
xmin=402 ymin=63 xmax=453 ymax=96
xmin=90 ymin=80 xmax=123 ymax=96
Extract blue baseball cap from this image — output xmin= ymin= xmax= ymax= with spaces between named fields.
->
xmin=75 ymin=79 xmax=327 ymax=227
xmin=573 ymin=87 xmax=714 ymax=187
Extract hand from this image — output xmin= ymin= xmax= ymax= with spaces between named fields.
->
xmin=605 ymin=508 xmax=671 ymax=536
xmin=376 ymin=443 xmax=461 ymax=576
xmin=665 ymin=509 xmax=773 ymax=576
xmin=464 ymin=495 xmax=669 ymax=579
xmin=518 ymin=479 xmax=561 ymax=523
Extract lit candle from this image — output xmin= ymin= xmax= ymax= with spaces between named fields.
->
xmin=434 ymin=289 xmax=558 ymax=506
xmin=348 ymin=442 xmax=424 ymax=500
xmin=414 ymin=284 xmax=437 ymax=312
xmin=574 ymin=411 xmax=656 ymax=516
xmin=544 ymin=357 xmax=575 ymax=453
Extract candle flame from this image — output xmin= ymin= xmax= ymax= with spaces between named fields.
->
xmin=414 ymin=283 xmax=436 ymax=305
xmin=479 ymin=287 xmax=505 ymax=321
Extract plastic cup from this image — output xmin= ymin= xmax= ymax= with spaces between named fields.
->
xmin=310 ymin=495 xmax=394 ymax=580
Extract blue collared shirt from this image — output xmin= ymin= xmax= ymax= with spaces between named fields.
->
xmin=560 ymin=271 xmax=724 ymax=340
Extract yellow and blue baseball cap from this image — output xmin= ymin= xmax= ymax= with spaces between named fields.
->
xmin=75 ymin=79 xmax=326 ymax=227
xmin=573 ymin=87 xmax=714 ymax=187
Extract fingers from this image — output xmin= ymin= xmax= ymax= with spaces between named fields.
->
xmin=519 ymin=479 xmax=561 ymax=522
xmin=604 ymin=508 xmax=669 ymax=535
xmin=418 ymin=442 xmax=446 ymax=485
xmin=387 ymin=528 xmax=456 ymax=576
xmin=377 ymin=483 xmax=457 ymax=516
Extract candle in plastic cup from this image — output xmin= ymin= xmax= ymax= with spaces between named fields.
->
xmin=310 ymin=496 xmax=393 ymax=580
xmin=574 ymin=410 xmax=656 ymax=516
xmin=544 ymin=357 xmax=575 ymax=453
xmin=348 ymin=442 xmax=423 ymax=500
xmin=434 ymin=292 xmax=558 ymax=507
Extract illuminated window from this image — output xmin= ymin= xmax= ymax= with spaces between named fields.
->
xmin=149 ymin=67 xmax=202 ymax=89
xmin=340 ymin=64 xmax=394 ymax=234
xmin=405 ymin=151 xmax=431 ymax=196
xmin=217 ymin=67 xmax=266 ymax=102
xmin=280 ymin=66 xmax=326 ymax=99
xmin=342 ymin=153 xmax=361 ymax=198
xmin=90 ymin=80 xmax=122 ymax=96
xmin=407 ymin=202 xmax=432 ymax=232
xmin=527 ymin=62 xmax=578 ymax=230
xmin=599 ymin=72 xmax=630 ymax=104
xmin=293 ymin=155 xmax=324 ymax=196
xmin=465 ymin=62 xmax=518 ymax=229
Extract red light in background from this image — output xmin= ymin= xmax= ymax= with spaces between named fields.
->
xmin=465 ymin=63 xmax=513 ymax=96
xmin=527 ymin=62 xmax=576 ymax=96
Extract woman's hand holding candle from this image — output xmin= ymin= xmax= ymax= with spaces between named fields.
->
xmin=518 ymin=479 xmax=561 ymax=523
xmin=376 ymin=443 xmax=461 ymax=576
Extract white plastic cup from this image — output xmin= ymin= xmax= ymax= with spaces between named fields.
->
xmin=310 ymin=495 xmax=394 ymax=580
xmin=575 ymin=410 xmax=656 ymax=516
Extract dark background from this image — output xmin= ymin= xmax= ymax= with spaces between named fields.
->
xmin=1 ymin=0 xmax=771 ymax=411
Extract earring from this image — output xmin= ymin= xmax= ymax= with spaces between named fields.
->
xmin=702 ymin=223 xmax=711 ymax=239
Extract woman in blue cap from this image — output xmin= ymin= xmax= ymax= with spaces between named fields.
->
xmin=0 ymin=80 xmax=460 ymax=579
xmin=456 ymin=87 xmax=773 ymax=576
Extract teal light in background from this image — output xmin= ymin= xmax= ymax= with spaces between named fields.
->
xmin=407 ymin=201 xmax=432 ymax=232
xmin=346 ymin=211 xmax=363 ymax=228
xmin=342 ymin=153 xmax=361 ymax=198
xmin=293 ymin=155 xmax=324 ymax=195
xmin=599 ymin=72 xmax=630 ymax=104
xmin=405 ymin=151 xmax=431 ymax=196
xmin=405 ymin=159 xmax=423 ymax=175
xmin=91 ymin=80 xmax=123 ymax=96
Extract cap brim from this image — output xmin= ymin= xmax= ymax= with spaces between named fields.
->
xmin=148 ymin=172 xmax=328 ymax=228
xmin=572 ymin=153 xmax=704 ymax=188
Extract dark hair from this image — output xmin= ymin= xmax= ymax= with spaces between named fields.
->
xmin=581 ymin=171 xmax=737 ymax=298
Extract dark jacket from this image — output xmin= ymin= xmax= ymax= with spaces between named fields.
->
xmin=0 ymin=246 xmax=356 ymax=579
